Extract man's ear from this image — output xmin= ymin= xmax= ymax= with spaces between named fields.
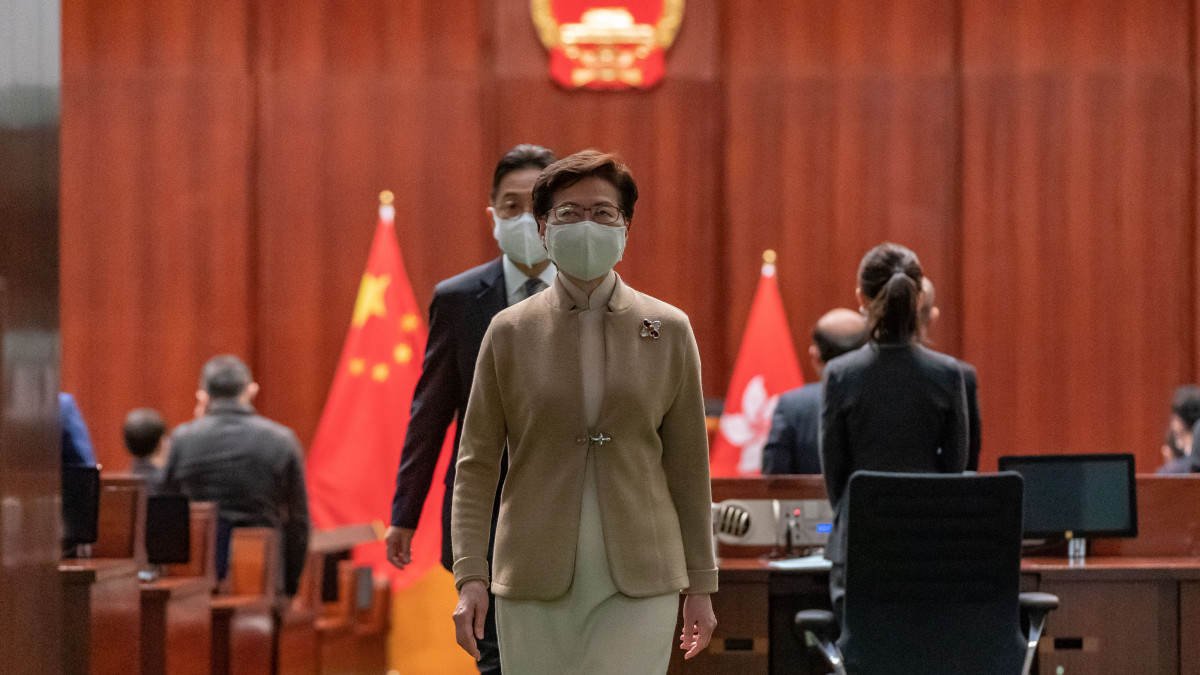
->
xmin=245 ymin=382 xmax=260 ymax=402
xmin=855 ymin=287 xmax=865 ymax=311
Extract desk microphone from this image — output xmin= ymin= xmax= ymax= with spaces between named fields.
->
xmin=712 ymin=501 xmax=752 ymax=543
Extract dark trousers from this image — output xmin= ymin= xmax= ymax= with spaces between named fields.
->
xmin=478 ymin=588 xmax=501 ymax=674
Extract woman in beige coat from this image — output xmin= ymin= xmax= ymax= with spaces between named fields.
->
xmin=450 ymin=150 xmax=718 ymax=673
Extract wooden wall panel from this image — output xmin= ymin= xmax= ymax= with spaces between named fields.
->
xmin=960 ymin=0 xmax=1193 ymax=471
xmin=61 ymin=0 xmax=254 ymax=467
xmin=488 ymin=0 xmax=727 ymax=393
xmin=251 ymin=2 xmax=492 ymax=444
xmin=722 ymin=0 xmax=961 ymax=385
xmin=59 ymin=0 xmax=1200 ymax=478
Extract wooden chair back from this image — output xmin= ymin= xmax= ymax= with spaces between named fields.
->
xmin=320 ymin=560 xmax=357 ymax=623
xmin=92 ymin=474 xmax=147 ymax=565
xmin=222 ymin=527 xmax=278 ymax=601
xmin=356 ymin=574 xmax=391 ymax=633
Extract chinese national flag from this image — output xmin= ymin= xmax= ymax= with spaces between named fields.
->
xmin=305 ymin=193 xmax=453 ymax=590
xmin=709 ymin=252 xmax=805 ymax=477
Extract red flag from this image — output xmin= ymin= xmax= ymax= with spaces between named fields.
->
xmin=306 ymin=191 xmax=453 ymax=590
xmin=710 ymin=251 xmax=804 ymax=477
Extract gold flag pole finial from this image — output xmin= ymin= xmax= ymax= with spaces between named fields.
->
xmin=379 ymin=190 xmax=395 ymax=206
xmin=763 ymin=249 xmax=777 ymax=265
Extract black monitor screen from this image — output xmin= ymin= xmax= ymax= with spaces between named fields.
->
xmin=62 ymin=465 xmax=100 ymax=548
xmin=998 ymin=453 xmax=1137 ymax=539
xmin=145 ymin=495 xmax=191 ymax=565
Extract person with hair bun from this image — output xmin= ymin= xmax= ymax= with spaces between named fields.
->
xmin=819 ymin=242 xmax=970 ymax=617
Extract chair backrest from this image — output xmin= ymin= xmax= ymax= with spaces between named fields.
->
xmin=222 ymin=527 xmax=278 ymax=601
xmin=840 ymin=471 xmax=1026 ymax=674
xmin=92 ymin=474 xmax=147 ymax=565
xmin=163 ymin=501 xmax=218 ymax=582
xmin=320 ymin=559 xmax=358 ymax=623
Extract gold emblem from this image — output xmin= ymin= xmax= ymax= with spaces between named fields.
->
xmin=531 ymin=0 xmax=684 ymax=89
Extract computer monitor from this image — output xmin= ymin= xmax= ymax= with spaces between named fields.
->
xmin=61 ymin=465 xmax=100 ymax=551
xmin=145 ymin=495 xmax=191 ymax=565
xmin=998 ymin=453 xmax=1138 ymax=540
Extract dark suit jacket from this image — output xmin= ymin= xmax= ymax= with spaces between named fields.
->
xmin=820 ymin=342 xmax=969 ymax=563
xmin=939 ymin=356 xmax=981 ymax=471
xmin=390 ymin=257 xmax=508 ymax=570
xmin=763 ymin=383 xmax=823 ymax=474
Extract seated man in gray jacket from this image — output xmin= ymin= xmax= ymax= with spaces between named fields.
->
xmin=162 ymin=355 xmax=310 ymax=595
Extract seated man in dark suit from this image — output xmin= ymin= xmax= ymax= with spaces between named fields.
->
xmin=123 ymin=408 xmax=168 ymax=494
xmin=919 ymin=276 xmax=983 ymax=471
xmin=162 ymin=355 xmax=310 ymax=595
xmin=763 ymin=308 xmax=867 ymax=474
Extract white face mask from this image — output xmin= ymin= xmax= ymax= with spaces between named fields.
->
xmin=543 ymin=221 xmax=627 ymax=282
xmin=492 ymin=212 xmax=547 ymax=266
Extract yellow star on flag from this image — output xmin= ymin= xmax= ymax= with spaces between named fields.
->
xmin=401 ymin=313 xmax=420 ymax=333
xmin=348 ymin=358 xmax=366 ymax=375
xmin=394 ymin=344 xmax=414 ymax=364
xmin=352 ymin=274 xmax=391 ymax=327
xmin=371 ymin=363 xmax=390 ymax=382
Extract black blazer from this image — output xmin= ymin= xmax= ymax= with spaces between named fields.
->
xmin=820 ymin=342 xmax=969 ymax=563
xmin=390 ymin=257 xmax=507 ymax=570
xmin=762 ymin=382 xmax=823 ymax=474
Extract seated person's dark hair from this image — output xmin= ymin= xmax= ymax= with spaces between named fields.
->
xmin=123 ymin=408 xmax=166 ymax=458
xmin=812 ymin=323 xmax=869 ymax=364
xmin=201 ymin=355 xmax=252 ymax=399
xmin=1173 ymin=385 xmax=1200 ymax=429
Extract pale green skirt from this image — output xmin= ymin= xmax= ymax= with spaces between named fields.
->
xmin=495 ymin=449 xmax=679 ymax=674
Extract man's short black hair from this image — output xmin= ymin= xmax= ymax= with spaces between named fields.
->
xmin=812 ymin=323 xmax=869 ymax=364
xmin=492 ymin=144 xmax=556 ymax=201
xmin=201 ymin=355 xmax=252 ymax=399
xmin=123 ymin=408 xmax=166 ymax=458
xmin=1173 ymin=385 xmax=1200 ymax=429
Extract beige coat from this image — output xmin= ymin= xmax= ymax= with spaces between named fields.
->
xmin=451 ymin=274 xmax=718 ymax=601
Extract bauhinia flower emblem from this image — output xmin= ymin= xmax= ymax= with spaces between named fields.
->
xmin=641 ymin=318 xmax=661 ymax=339
xmin=719 ymin=375 xmax=781 ymax=474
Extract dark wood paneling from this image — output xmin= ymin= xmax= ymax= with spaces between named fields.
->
xmin=59 ymin=0 xmax=1200 ymax=479
xmin=251 ymin=2 xmax=493 ymax=444
xmin=61 ymin=0 xmax=254 ymax=468
xmin=722 ymin=0 xmax=961 ymax=385
xmin=960 ymin=0 xmax=1193 ymax=471
xmin=489 ymin=0 xmax=727 ymax=393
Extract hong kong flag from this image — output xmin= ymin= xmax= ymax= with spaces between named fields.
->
xmin=305 ymin=191 xmax=453 ymax=590
xmin=709 ymin=251 xmax=804 ymax=477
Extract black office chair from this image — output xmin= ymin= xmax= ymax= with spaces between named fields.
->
xmin=794 ymin=471 xmax=1058 ymax=675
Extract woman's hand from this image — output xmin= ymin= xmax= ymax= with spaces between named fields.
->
xmin=453 ymin=580 xmax=489 ymax=660
xmin=679 ymin=593 xmax=717 ymax=659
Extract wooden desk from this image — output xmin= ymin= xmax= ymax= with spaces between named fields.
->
xmin=60 ymin=558 xmax=141 ymax=675
xmin=140 ymin=576 xmax=213 ymax=675
xmin=691 ymin=555 xmax=1200 ymax=675
xmin=1022 ymin=556 xmax=1200 ymax=675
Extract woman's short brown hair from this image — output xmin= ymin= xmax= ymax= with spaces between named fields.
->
xmin=532 ymin=150 xmax=639 ymax=223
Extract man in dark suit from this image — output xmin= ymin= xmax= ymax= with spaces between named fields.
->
xmin=763 ymin=308 xmax=867 ymax=474
xmin=384 ymin=144 xmax=555 ymax=674
xmin=920 ymin=276 xmax=982 ymax=471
